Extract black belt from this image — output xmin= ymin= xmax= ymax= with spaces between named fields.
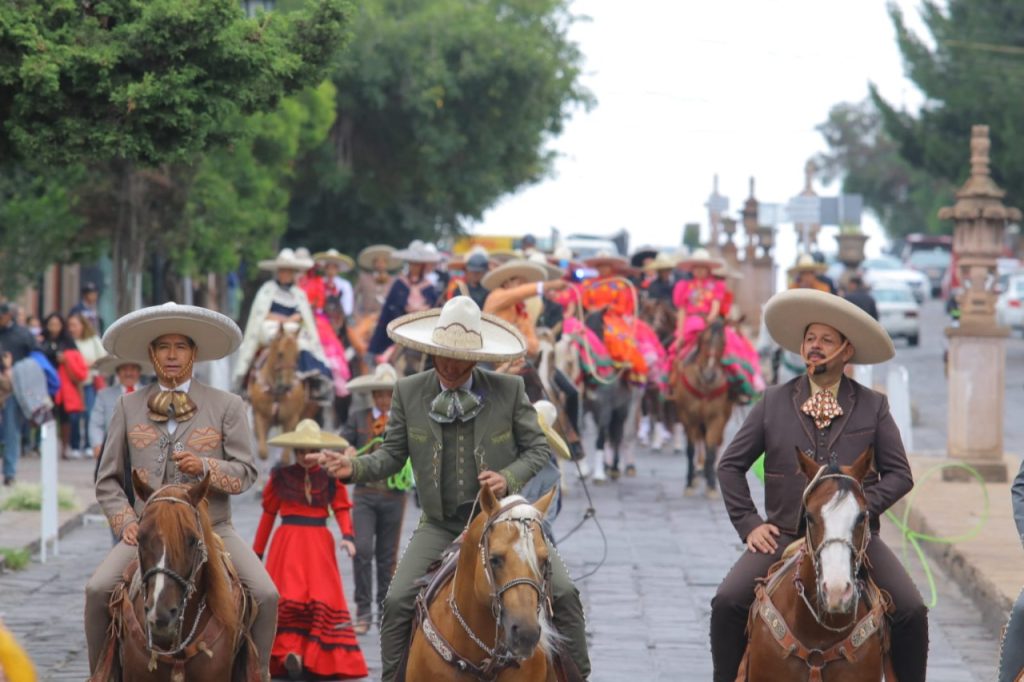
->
xmin=281 ymin=515 xmax=327 ymax=527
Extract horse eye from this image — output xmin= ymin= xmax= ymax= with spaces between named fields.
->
xmin=489 ymin=555 xmax=504 ymax=569
xmin=187 ymin=535 xmax=198 ymax=547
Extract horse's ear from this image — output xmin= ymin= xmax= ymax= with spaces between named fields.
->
xmin=846 ymin=446 xmax=875 ymax=483
xmin=188 ymin=472 xmax=212 ymax=507
xmin=132 ymin=469 xmax=154 ymax=503
xmin=532 ymin=487 xmax=557 ymax=518
xmin=795 ymin=447 xmax=820 ymax=482
xmin=479 ymin=484 xmax=499 ymax=517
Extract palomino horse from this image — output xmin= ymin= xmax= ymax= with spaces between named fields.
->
xmin=738 ymin=447 xmax=896 ymax=682
xmin=671 ymin=319 xmax=733 ymax=496
xmin=403 ymin=487 xmax=581 ymax=681
xmin=249 ymin=323 xmax=306 ymax=460
xmin=90 ymin=473 xmax=257 ymax=682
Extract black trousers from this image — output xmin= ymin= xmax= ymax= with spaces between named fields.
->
xmin=710 ymin=532 xmax=928 ymax=682
xmin=352 ymin=487 xmax=407 ymax=620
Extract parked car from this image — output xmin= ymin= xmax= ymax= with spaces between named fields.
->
xmin=905 ymin=248 xmax=950 ymax=298
xmin=996 ymin=271 xmax=1024 ymax=332
xmin=860 ymin=255 xmax=929 ymax=304
xmin=900 ymin=233 xmax=952 ymax=261
xmin=872 ymin=282 xmax=921 ymax=346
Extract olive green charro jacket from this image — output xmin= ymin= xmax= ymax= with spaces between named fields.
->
xmin=349 ymin=367 xmax=549 ymax=523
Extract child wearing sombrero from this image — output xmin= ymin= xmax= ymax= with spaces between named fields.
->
xmin=253 ymin=420 xmax=368 ymax=680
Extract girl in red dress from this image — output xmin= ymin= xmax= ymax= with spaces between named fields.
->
xmin=254 ymin=420 xmax=369 ymax=680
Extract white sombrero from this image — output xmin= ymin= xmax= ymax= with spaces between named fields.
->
xmin=387 ymin=296 xmax=527 ymax=362
xmin=394 ymin=240 xmax=442 ymax=264
xmin=102 ymin=303 xmax=243 ymax=364
xmin=481 ymin=259 xmax=547 ymax=290
xmin=269 ymin=419 xmax=350 ymax=450
xmin=787 ymin=253 xmax=828 ymax=277
xmin=92 ymin=354 xmax=152 ymax=376
xmin=358 ymin=244 xmax=402 ymax=271
xmin=259 ymin=248 xmax=315 ymax=272
xmin=583 ymin=250 xmax=629 ymax=270
xmin=676 ymin=248 xmax=724 ymax=271
xmin=534 ymin=400 xmax=572 ymax=461
xmin=528 ymin=251 xmax=564 ymax=280
xmin=763 ymin=289 xmax=894 ymax=365
xmin=313 ymin=249 xmax=355 ymax=272
xmin=345 ymin=363 xmax=398 ymax=393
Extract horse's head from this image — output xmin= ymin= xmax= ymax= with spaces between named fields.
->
xmin=694 ymin=319 xmax=726 ymax=380
xmin=132 ymin=471 xmax=212 ymax=645
xmin=797 ymin=446 xmax=873 ymax=614
xmin=472 ymin=485 xmax=557 ymax=660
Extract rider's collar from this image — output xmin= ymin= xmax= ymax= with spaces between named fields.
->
xmin=159 ymin=380 xmax=192 ymax=393
xmin=807 ymin=375 xmax=839 ymax=399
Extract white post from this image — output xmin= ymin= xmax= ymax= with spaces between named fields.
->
xmin=39 ymin=419 xmax=60 ymax=562
xmin=886 ymin=365 xmax=914 ymax=453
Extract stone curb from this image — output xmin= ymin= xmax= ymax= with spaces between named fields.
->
xmin=0 ymin=502 xmax=101 ymax=573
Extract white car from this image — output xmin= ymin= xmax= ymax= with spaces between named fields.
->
xmin=872 ymin=283 xmax=921 ymax=346
xmin=996 ymin=272 xmax=1024 ymax=332
xmin=861 ymin=256 xmax=930 ymax=304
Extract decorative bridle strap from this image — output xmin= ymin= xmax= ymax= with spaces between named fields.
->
xmin=679 ymin=371 xmax=729 ymax=400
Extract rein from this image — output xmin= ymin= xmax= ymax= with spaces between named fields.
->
xmin=679 ymin=371 xmax=728 ymax=400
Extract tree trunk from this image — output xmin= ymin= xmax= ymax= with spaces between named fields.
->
xmin=111 ymin=161 xmax=149 ymax=316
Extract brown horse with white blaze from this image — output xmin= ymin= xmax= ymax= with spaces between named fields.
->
xmin=248 ymin=323 xmax=306 ymax=460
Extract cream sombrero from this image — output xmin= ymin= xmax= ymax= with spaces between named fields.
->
xmin=103 ymin=303 xmax=243 ymax=364
xmin=481 ymin=259 xmax=547 ymax=290
xmin=584 ymin=251 xmax=629 ymax=270
xmin=313 ymin=249 xmax=355 ymax=272
xmin=345 ymin=363 xmax=398 ymax=393
xmin=259 ymin=247 xmax=315 ymax=272
xmin=489 ymin=249 xmax=522 ymax=265
xmin=676 ymin=248 xmax=724 ymax=271
xmin=358 ymin=244 xmax=402 ymax=271
xmin=642 ymin=252 xmax=678 ymax=272
xmin=534 ymin=400 xmax=572 ymax=461
xmin=394 ymin=240 xmax=442 ymax=264
xmin=268 ymin=419 xmax=350 ymax=450
xmin=92 ymin=354 xmax=152 ymax=376
xmin=787 ymin=253 xmax=828 ymax=277
xmin=528 ymin=251 xmax=564 ymax=280
xmin=712 ymin=262 xmax=744 ymax=279
xmin=387 ymin=296 xmax=527 ymax=362
xmin=763 ymin=289 xmax=894 ymax=365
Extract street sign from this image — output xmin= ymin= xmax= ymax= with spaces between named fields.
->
xmin=819 ymin=194 xmax=863 ymax=226
xmin=786 ymin=195 xmax=821 ymax=224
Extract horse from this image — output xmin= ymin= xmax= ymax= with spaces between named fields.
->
xmin=90 ymin=472 xmax=258 ymax=682
xmin=403 ymin=486 xmax=581 ymax=681
xmin=248 ymin=323 xmax=306 ymax=461
xmin=671 ymin=319 xmax=733 ymax=496
xmin=737 ymin=447 xmax=896 ymax=681
xmin=638 ymin=296 xmax=679 ymax=451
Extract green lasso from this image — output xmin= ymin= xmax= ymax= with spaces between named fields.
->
xmin=355 ymin=437 xmax=414 ymax=492
xmin=751 ymin=454 xmax=989 ymax=608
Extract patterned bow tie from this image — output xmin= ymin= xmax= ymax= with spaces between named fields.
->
xmin=429 ymin=388 xmax=484 ymax=424
xmin=801 ymin=390 xmax=843 ymax=430
xmin=148 ymin=390 xmax=198 ymax=424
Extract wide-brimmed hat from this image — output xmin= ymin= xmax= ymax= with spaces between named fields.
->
xmin=313 ymin=249 xmax=355 ymax=272
xmin=787 ymin=253 xmax=828 ymax=277
xmin=103 ymin=303 xmax=243 ymax=363
xmin=387 ymin=296 xmax=527 ymax=362
xmin=676 ymin=248 xmax=724 ymax=271
xmin=712 ymin=262 xmax=744 ymax=279
xmin=345 ymin=363 xmax=398 ymax=393
xmin=259 ymin=248 xmax=315 ymax=272
xmin=482 ymin=259 xmax=547 ymax=290
xmin=489 ymin=249 xmax=522 ymax=265
xmin=358 ymin=244 xmax=402 ymax=271
xmin=268 ymin=419 xmax=350 ymax=450
xmin=630 ymin=248 xmax=659 ymax=268
xmin=534 ymin=400 xmax=571 ymax=461
xmin=584 ymin=251 xmax=629 ymax=270
xmin=763 ymin=289 xmax=894 ymax=365
xmin=642 ymin=252 xmax=678 ymax=272
xmin=394 ymin=240 xmax=442 ymax=264
xmin=92 ymin=354 xmax=152 ymax=376
xmin=528 ymin=252 xmax=564 ymax=280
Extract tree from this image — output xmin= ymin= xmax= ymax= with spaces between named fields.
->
xmin=871 ymin=1 xmax=1024 ymax=204
xmin=0 ymin=0 xmax=350 ymax=313
xmin=814 ymin=98 xmax=955 ymax=239
xmin=284 ymin=0 xmax=592 ymax=254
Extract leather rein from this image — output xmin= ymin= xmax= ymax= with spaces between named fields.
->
xmin=417 ymin=499 xmax=553 ymax=680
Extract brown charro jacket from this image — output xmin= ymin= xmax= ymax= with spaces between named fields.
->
xmin=717 ymin=374 xmax=914 ymax=541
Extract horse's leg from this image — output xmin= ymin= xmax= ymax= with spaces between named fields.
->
xmin=684 ymin=437 xmax=697 ymax=494
xmin=253 ymin=409 xmax=269 ymax=461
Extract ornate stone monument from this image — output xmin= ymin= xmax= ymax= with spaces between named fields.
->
xmin=940 ymin=125 xmax=1020 ymax=482
xmin=737 ymin=178 xmax=775 ymax=331
xmin=795 ymin=160 xmax=821 ymax=249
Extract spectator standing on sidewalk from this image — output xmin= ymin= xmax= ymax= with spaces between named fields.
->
xmin=842 ymin=275 xmax=879 ymax=320
xmin=68 ymin=313 xmax=107 ymax=459
xmin=69 ymin=281 xmax=104 ymax=334
xmin=40 ymin=313 xmax=88 ymax=460
xmin=0 ymin=303 xmax=37 ymax=485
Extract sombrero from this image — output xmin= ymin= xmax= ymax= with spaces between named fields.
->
xmin=313 ymin=249 xmax=355 ymax=272
xmin=528 ymin=251 xmax=564 ymax=280
xmin=676 ymin=248 xmax=724 ymax=271
xmin=763 ymin=288 xmax=894 ymax=365
xmin=642 ymin=252 xmax=678 ymax=272
xmin=258 ymin=248 xmax=314 ymax=272
xmin=345 ymin=363 xmax=398 ymax=393
xmin=394 ymin=240 xmax=442 ymax=264
xmin=358 ymin=244 xmax=402 ymax=271
xmin=584 ymin=251 xmax=629 ymax=270
xmin=630 ymin=248 xmax=659 ymax=268
xmin=268 ymin=419 xmax=350 ymax=450
xmin=387 ymin=296 xmax=527 ymax=362
xmin=533 ymin=400 xmax=572 ymax=461
xmin=712 ymin=262 xmax=744 ymax=279
xmin=92 ymin=354 xmax=152 ymax=376
xmin=489 ymin=249 xmax=522 ymax=265
xmin=787 ymin=253 xmax=828 ymax=277
xmin=481 ymin=259 xmax=547 ymax=290
xmin=102 ymin=302 xmax=243 ymax=363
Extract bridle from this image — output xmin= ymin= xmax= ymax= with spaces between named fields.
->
xmin=796 ymin=467 xmax=871 ymax=633
xmin=138 ymin=490 xmax=209 ymax=657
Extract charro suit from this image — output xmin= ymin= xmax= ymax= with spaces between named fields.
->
xmin=350 ymin=367 xmax=590 ymax=681
xmin=712 ymin=375 xmax=927 ymax=682
xmin=998 ymin=460 xmax=1024 ymax=680
xmin=85 ymin=380 xmax=278 ymax=674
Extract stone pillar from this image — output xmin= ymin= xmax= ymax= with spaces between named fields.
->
xmin=835 ymin=232 xmax=869 ymax=289
xmin=795 ymin=160 xmax=821 ymax=250
xmin=940 ymin=125 xmax=1020 ymax=483
xmin=706 ymin=175 xmax=728 ymax=257
xmin=738 ymin=178 xmax=771 ymax=331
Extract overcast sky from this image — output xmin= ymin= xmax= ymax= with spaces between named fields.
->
xmin=472 ymin=0 xmax=929 ymax=267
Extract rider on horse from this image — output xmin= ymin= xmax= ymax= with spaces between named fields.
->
xmin=483 ymin=259 xmax=569 ymax=359
xmin=580 ymin=251 xmax=648 ymax=385
xmin=317 ymin=296 xmax=591 ymax=681
xmin=444 ymin=249 xmax=492 ymax=310
xmin=711 ymin=288 xmax=927 ymax=682
xmin=368 ymin=240 xmax=441 ymax=361
xmin=86 ymin=303 xmax=278 ymax=681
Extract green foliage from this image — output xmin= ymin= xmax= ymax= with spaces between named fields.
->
xmin=871 ymin=0 xmax=1024 ymax=205
xmin=815 ymin=99 xmax=955 ymax=239
xmin=0 ymin=548 xmax=30 ymax=571
xmin=285 ymin=0 xmax=593 ymax=253
xmin=0 ymin=483 xmax=77 ymax=511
